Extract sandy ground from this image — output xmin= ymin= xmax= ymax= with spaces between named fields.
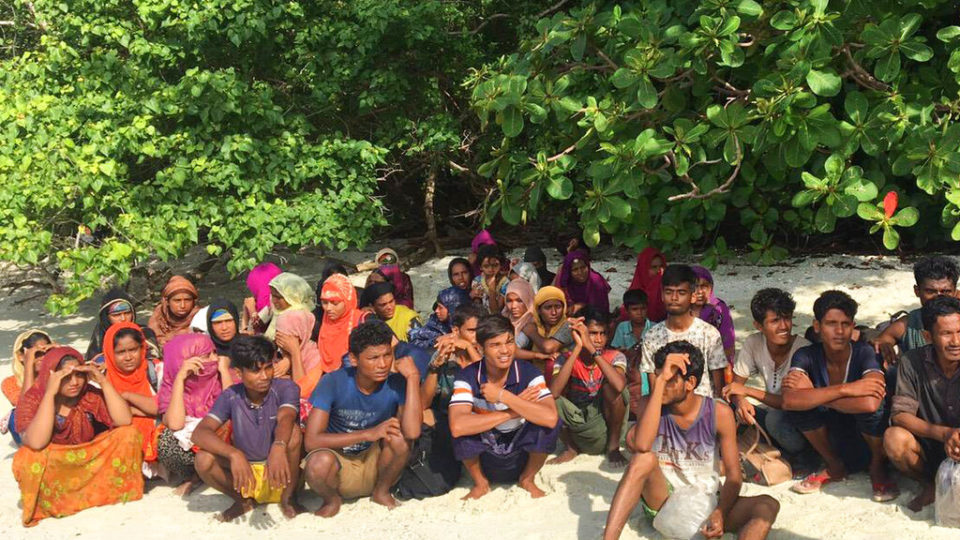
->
xmin=1 ymin=248 xmax=959 ymax=539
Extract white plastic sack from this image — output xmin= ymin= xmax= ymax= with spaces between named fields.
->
xmin=652 ymin=485 xmax=717 ymax=539
xmin=936 ymin=458 xmax=960 ymax=528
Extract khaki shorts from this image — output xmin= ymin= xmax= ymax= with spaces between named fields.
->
xmin=305 ymin=445 xmax=381 ymax=499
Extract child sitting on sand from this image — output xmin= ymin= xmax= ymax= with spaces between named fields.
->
xmin=548 ymin=307 xmax=628 ymax=467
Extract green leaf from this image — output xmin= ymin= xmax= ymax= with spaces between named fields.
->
xmin=857 ymin=203 xmax=884 ymax=221
xmin=937 ymin=26 xmax=960 ymax=42
xmin=952 ymin=221 xmax=960 ymax=241
xmin=545 ymin=175 xmax=573 ymax=200
xmin=770 ymin=10 xmax=797 ymax=31
xmin=874 ymin=52 xmax=901 ymax=83
xmin=844 ymin=91 xmax=868 ymax=122
xmin=791 ymin=189 xmax=819 ymax=207
xmin=636 ymin=76 xmax=658 ymax=109
xmin=814 ymin=205 xmax=836 ymax=233
xmin=501 ymin=106 xmax=524 ymax=137
xmin=900 ymin=42 xmax=933 ymax=62
xmin=611 ymin=68 xmax=639 ymax=89
xmin=571 ymin=33 xmax=587 ymax=61
xmin=806 ymin=69 xmax=841 ymax=97
xmin=843 ymin=179 xmax=878 ymax=202
xmin=833 ymin=193 xmax=858 ymax=218
xmin=824 ymin=154 xmax=845 ymax=179
xmin=736 ymin=0 xmax=763 ymax=17
xmin=883 ymin=226 xmax=900 ymax=249
xmin=607 ymin=196 xmax=631 ymax=219
xmin=892 ymin=206 xmax=919 ymax=227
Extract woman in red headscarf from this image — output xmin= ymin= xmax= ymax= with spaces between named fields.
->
xmin=12 ymin=346 xmax=143 ymax=526
xmin=627 ymin=247 xmax=667 ymax=323
xmin=103 ymin=322 xmax=159 ymax=465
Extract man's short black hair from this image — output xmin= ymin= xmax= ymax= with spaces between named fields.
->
xmin=661 ymin=264 xmax=697 ymax=289
xmin=653 ymin=340 xmax=705 ymax=387
xmin=812 ymin=290 xmax=858 ymax=322
xmin=623 ymin=289 xmax=649 ymax=307
xmin=476 ymin=244 xmax=501 ymax=264
xmin=574 ymin=305 xmax=609 ymax=327
xmin=476 ymin=315 xmax=515 ymax=346
xmin=921 ymin=295 xmax=960 ymax=332
xmin=452 ymin=303 xmax=484 ymax=328
xmin=230 ymin=335 xmax=276 ymax=371
xmin=348 ymin=320 xmax=394 ymax=356
xmin=750 ymin=288 xmax=797 ymax=323
xmin=914 ymin=256 xmax=959 ymax=287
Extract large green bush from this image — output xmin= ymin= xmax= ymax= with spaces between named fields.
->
xmin=466 ymin=0 xmax=960 ymax=264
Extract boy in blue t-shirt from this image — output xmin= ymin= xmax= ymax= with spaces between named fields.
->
xmin=303 ymin=320 xmax=422 ymax=517
xmin=449 ymin=315 xmax=560 ymax=500
xmin=782 ymin=290 xmax=897 ymax=502
xmin=611 ymin=289 xmax=652 ymax=406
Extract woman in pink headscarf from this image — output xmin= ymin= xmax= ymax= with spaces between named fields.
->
xmin=274 ymin=309 xmax=322 ymax=400
xmin=156 ymin=333 xmax=233 ymax=495
xmin=242 ymin=262 xmax=283 ymax=334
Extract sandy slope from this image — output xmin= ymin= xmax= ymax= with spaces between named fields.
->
xmin=1 ymin=249 xmax=958 ymax=539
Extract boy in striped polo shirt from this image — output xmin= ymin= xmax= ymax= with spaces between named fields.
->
xmin=449 ymin=315 xmax=560 ymax=499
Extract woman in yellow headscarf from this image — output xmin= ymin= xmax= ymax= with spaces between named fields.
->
xmin=264 ymin=272 xmax=316 ymax=340
xmin=520 ymin=286 xmax=576 ymax=373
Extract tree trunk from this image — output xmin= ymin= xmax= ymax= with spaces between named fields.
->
xmin=423 ymin=167 xmax=443 ymax=256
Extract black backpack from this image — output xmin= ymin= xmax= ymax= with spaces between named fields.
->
xmin=393 ymin=420 xmax=462 ymax=500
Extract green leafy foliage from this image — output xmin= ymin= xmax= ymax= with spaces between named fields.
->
xmin=467 ymin=0 xmax=960 ymax=260
xmin=0 ymin=0 xmax=544 ymax=312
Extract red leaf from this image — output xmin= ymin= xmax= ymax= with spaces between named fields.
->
xmin=883 ymin=191 xmax=898 ymax=219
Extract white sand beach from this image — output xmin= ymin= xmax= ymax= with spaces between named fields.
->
xmin=1 ymin=249 xmax=959 ymax=539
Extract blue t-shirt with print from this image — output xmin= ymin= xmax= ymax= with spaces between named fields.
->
xmin=310 ymin=366 xmax=407 ymax=455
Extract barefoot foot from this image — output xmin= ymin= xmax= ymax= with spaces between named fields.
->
xmin=547 ymin=448 xmax=578 ymax=465
xmin=907 ymin=483 xmax=935 ymax=512
xmin=605 ymin=449 xmax=628 ymax=467
xmin=217 ymin=499 xmax=255 ymax=522
xmin=314 ymin=496 xmax=342 ymax=518
xmin=173 ymin=476 xmax=202 ymax=498
xmin=371 ymin=490 xmax=400 ymax=509
xmin=462 ymin=482 xmax=491 ymax=500
xmin=280 ymin=499 xmax=306 ymax=519
xmin=519 ymin=478 xmax=546 ymax=499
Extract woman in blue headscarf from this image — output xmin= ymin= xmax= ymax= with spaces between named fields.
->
xmin=408 ymin=287 xmax=472 ymax=350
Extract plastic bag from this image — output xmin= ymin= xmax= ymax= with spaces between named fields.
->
xmin=652 ymin=485 xmax=717 ymax=539
xmin=936 ymin=458 xmax=960 ymax=528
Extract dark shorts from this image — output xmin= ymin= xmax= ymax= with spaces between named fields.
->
xmin=452 ymin=420 xmax=559 ymax=483
xmin=918 ymin=436 xmax=948 ymax=479
xmin=787 ymin=404 xmax=887 ymax=472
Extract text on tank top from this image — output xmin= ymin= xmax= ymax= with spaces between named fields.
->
xmin=653 ymin=396 xmax=721 ymax=493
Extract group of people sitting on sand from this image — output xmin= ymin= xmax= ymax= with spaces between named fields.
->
xmin=2 ymin=230 xmax=959 ymax=539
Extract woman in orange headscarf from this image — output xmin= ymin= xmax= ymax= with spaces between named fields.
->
xmin=148 ymin=275 xmax=201 ymax=346
xmin=304 ymin=274 xmax=366 ymax=386
xmin=103 ymin=322 xmax=159 ymax=466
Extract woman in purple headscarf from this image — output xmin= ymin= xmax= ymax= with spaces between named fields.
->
xmin=692 ymin=265 xmax=736 ymax=366
xmin=556 ymin=249 xmax=611 ymax=315
xmin=242 ymin=262 xmax=282 ymax=334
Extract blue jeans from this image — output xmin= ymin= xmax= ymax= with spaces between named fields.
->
xmin=754 ymin=407 xmax=807 ymax=455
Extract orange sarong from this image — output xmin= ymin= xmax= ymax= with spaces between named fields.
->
xmin=12 ymin=425 xmax=145 ymax=527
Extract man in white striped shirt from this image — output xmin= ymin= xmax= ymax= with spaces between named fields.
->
xmin=449 ymin=315 xmax=560 ymax=500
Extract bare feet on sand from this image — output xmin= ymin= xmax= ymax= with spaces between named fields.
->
xmin=173 ymin=477 xmax=202 ymax=498
xmin=462 ymin=482 xmax=491 ymax=500
xmin=907 ymin=483 xmax=935 ymax=512
xmin=280 ymin=499 xmax=307 ymax=519
xmin=547 ymin=448 xmax=578 ymax=465
xmin=217 ymin=499 xmax=255 ymax=522
xmin=605 ymin=449 xmax=628 ymax=467
xmin=315 ymin=496 xmax=342 ymax=518
xmin=519 ymin=478 xmax=546 ymax=499
xmin=370 ymin=491 xmax=400 ymax=509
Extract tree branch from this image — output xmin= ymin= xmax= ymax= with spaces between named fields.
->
xmin=668 ymin=136 xmax=742 ymax=201
xmin=840 ymin=45 xmax=889 ymax=92
xmin=537 ymin=0 xmax=571 ymax=18
xmin=453 ymin=13 xmax=511 ymax=36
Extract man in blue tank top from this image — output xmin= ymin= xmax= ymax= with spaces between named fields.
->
xmin=604 ymin=340 xmax=780 ymax=540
